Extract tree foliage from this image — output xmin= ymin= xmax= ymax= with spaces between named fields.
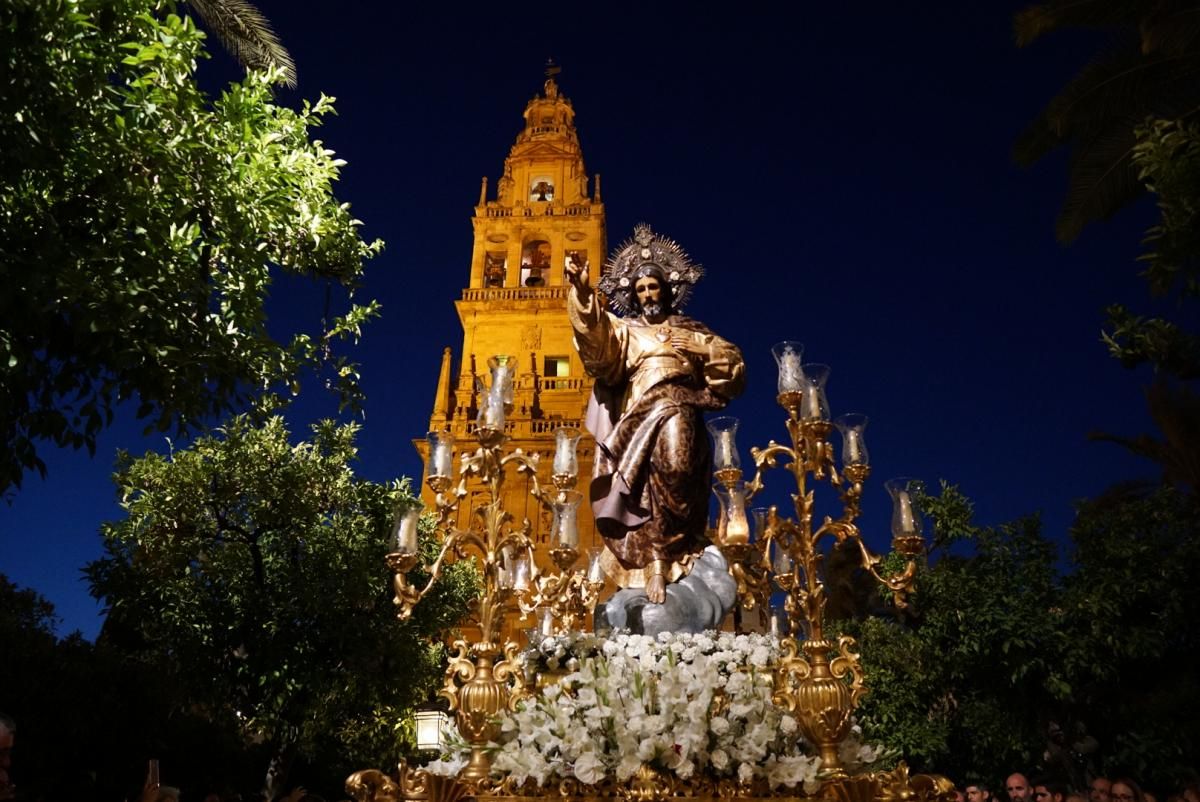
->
xmin=84 ymin=416 xmax=478 ymax=791
xmin=1103 ymin=119 xmax=1200 ymax=382
xmin=845 ymin=482 xmax=1200 ymax=789
xmin=1012 ymin=0 xmax=1200 ymax=242
xmin=0 ymin=0 xmax=382 ymax=493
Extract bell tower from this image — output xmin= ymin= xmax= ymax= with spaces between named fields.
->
xmin=419 ymin=69 xmax=605 ymax=569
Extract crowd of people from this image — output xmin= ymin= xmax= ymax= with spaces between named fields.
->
xmin=956 ymin=772 xmax=1200 ymax=802
xmin=0 ymin=711 xmax=329 ymax=802
xmin=6 ymin=707 xmax=1200 ymax=802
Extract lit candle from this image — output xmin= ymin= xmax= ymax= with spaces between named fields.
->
xmin=844 ymin=429 xmax=865 ymax=464
xmin=539 ymin=606 xmax=555 ymax=637
xmin=553 ymin=427 xmax=581 ymax=477
xmin=894 ymin=490 xmax=916 ymax=535
xmin=725 ymin=506 xmax=750 ymax=544
xmin=769 ymin=607 xmax=788 ymax=639
xmin=773 ymin=544 xmax=793 ymax=575
xmin=586 ymin=548 xmax=605 ymax=583
xmin=394 ymin=507 xmax=420 ymax=554
xmin=802 ymin=386 xmax=823 ymax=419
xmin=556 ymin=512 xmax=579 ymax=547
xmin=551 ymin=491 xmax=582 ymax=547
xmin=483 ymin=389 xmax=505 ymax=429
xmin=779 ymin=351 xmax=802 ymax=392
xmin=714 ymin=429 xmax=736 ymax=471
xmin=512 ymin=556 xmax=531 ymax=591
xmin=427 ymin=432 xmax=454 ymax=479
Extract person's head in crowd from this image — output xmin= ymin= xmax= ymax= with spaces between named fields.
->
xmin=1033 ymin=778 xmax=1069 ymax=802
xmin=0 ymin=714 xmax=14 ymax=801
xmin=1008 ymin=774 xmax=1033 ymax=802
xmin=1111 ymin=779 xmax=1145 ymax=802
xmin=158 ymin=786 xmax=181 ymax=802
xmin=1069 ymin=793 xmax=1089 ymax=802
xmin=1092 ymin=778 xmax=1114 ymax=802
xmin=968 ymin=783 xmax=994 ymax=802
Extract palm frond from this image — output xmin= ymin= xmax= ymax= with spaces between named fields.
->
xmin=1014 ymin=0 xmax=1140 ymax=48
xmin=185 ymin=0 xmax=297 ymax=88
xmin=1056 ymin=116 xmax=1141 ymax=241
xmin=1140 ymin=4 xmax=1200 ymax=57
xmin=1089 ymin=380 xmax=1200 ymax=493
xmin=1145 ymin=380 xmax=1200 ymax=491
xmin=1014 ymin=44 xmax=1148 ymax=166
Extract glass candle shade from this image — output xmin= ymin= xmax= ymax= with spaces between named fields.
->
xmin=525 ymin=626 xmax=543 ymax=650
xmin=426 ymin=431 xmax=455 ymax=480
xmin=751 ymin=507 xmax=770 ymax=543
xmin=538 ymin=605 xmax=556 ymax=638
xmin=768 ymin=606 xmax=790 ymax=639
xmin=772 ymin=540 xmax=794 ymax=575
xmin=586 ymin=547 xmax=605 ymax=583
xmin=834 ymin=413 xmax=870 ymax=466
xmin=550 ymin=490 xmax=583 ymax=548
xmin=799 ymin=363 xmax=831 ymax=420
xmin=392 ymin=505 xmax=421 ymax=555
xmin=497 ymin=545 xmax=516 ymax=590
xmin=772 ymin=341 xmax=805 ymax=394
xmin=477 ymin=388 xmax=506 ymax=431
xmin=487 ymin=354 xmax=515 ymax=407
xmin=885 ymin=477 xmax=924 ymax=539
xmin=511 ymin=554 xmax=531 ymax=591
xmin=706 ymin=416 xmax=741 ymax=474
xmin=552 ymin=427 xmax=582 ymax=478
xmin=713 ymin=480 xmax=751 ymax=545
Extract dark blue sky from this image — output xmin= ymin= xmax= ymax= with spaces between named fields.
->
xmin=0 ymin=4 xmax=1161 ymax=639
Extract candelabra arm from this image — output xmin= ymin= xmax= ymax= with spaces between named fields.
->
xmin=812 ymin=518 xmax=859 ymax=547
xmin=388 ymin=527 xmax=474 ymax=621
xmin=854 ymin=538 xmax=919 ymax=609
xmin=745 ymin=441 xmax=795 ymax=501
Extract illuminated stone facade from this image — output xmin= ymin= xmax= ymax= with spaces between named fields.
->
xmin=416 ymin=76 xmax=606 ymax=578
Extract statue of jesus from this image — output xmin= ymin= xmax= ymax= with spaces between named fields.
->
xmin=566 ymin=224 xmax=745 ymax=607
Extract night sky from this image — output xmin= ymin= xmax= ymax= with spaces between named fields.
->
xmin=0 ymin=4 xmax=1161 ymax=640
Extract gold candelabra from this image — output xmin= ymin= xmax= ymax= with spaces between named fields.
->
xmin=385 ymin=359 xmax=604 ymax=783
xmin=708 ymin=343 xmax=925 ymax=780
xmin=346 ymin=345 xmax=955 ymax=802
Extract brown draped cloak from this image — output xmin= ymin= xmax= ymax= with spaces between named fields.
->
xmin=568 ymin=286 xmax=745 ymax=584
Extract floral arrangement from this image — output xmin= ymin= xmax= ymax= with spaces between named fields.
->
xmin=430 ymin=631 xmax=886 ymax=790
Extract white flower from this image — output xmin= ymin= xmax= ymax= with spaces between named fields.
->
xmin=616 ymin=752 xmax=642 ymax=782
xmin=737 ymin=762 xmax=755 ymax=784
xmin=486 ymin=628 xmax=833 ymax=786
xmin=572 ymin=752 xmax=605 ymax=785
xmin=421 ymin=753 xmax=468 ymax=777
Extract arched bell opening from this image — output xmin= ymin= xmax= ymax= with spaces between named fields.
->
xmin=521 ymin=239 xmax=551 ymax=287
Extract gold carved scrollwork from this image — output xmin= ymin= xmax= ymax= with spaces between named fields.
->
xmin=829 ymin=635 xmax=867 ymax=709
xmin=396 ymin=761 xmax=473 ymax=802
xmin=873 ymin=763 xmax=958 ymax=802
xmin=619 ymin=764 xmax=677 ymax=802
xmin=345 ymin=769 xmax=401 ymax=802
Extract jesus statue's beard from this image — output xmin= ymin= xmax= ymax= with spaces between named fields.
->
xmin=641 ymin=301 xmax=666 ymax=319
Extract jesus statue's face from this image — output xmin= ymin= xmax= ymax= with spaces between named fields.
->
xmin=634 ymin=275 xmax=668 ymax=322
